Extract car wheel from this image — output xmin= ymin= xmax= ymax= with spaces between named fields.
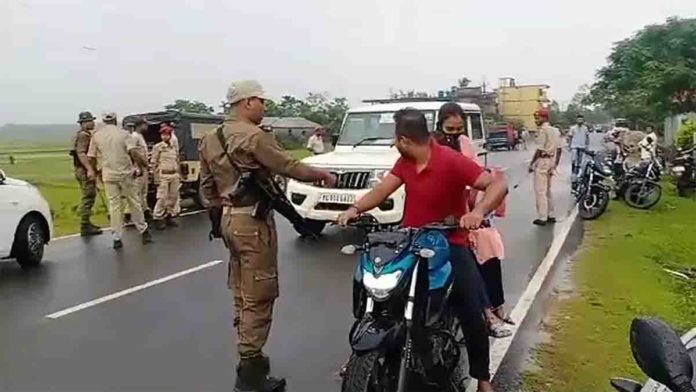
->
xmin=14 ymin=215 xmax=46 ymax=269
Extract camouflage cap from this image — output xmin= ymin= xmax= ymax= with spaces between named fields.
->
xmin=102 ymin=112 xmax=117 ymax=121
xmin=226 ymin=80 xmax=270 ymax=105
xmin=77 ymin=111 xmax=97 ymax=123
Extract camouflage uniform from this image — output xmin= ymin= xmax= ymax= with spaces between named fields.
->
xmin=71 ymin=112 xmax=102 ymax=235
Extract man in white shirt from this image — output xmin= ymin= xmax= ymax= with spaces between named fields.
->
xmin=568 ymin=114 xmax=590 ymax=180
xmin=306 ymin=127 xmax=326 ymax=155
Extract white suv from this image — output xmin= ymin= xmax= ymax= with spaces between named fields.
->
xmin=286 ymin=101 xmax=486 ymax=234
xmin=0 ymin=170 xmax=53 ymax=268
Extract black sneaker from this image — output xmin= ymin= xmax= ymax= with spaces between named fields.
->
xmin=141 ymin=229 xmax=154 ymax=244
xmin=235 ymin=357 xmax=285 ymax=392
xmin=532 ymin=219 xmax=547 ymax=226
xmin=113 ymin=239 xmax=123 ymax=249
xmin=547 ymin=217 xmax=557 ymax=224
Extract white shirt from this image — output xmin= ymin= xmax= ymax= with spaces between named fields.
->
xmin=306 ymin=134 xmax=325 ymax=154
xmin=569 ymin=124 xmax=590 ymax=149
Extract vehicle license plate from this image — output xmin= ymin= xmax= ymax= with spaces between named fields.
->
xmin=320 ymin=193 xmax=356 ymax=204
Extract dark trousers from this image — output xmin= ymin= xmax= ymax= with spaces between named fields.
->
xmin=449 ymin=245 xmax=491 ymax=381
xmin=477 ymin=257 xmax=505 ymax=309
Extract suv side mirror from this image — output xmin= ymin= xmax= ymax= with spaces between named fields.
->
xmin=0 ymin=169 xmax=6 ymax=184
xmin=630 ymin=318 xmax=694 ymax=391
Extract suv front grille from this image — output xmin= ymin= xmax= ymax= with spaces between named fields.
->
xmin=333 ymin=171 xmax=371 ymax=189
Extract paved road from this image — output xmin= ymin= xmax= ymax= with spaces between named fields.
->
xmin=0 ymin=149 xmax=572 ymax=392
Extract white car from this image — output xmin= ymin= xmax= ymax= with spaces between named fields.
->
xmin=286 ymin=101 xmax=486 ymax=234
xmin=0 ymin=170 xmax=53 ymax=268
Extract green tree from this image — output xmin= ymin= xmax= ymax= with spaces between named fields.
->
xmin=589 ymin=17 xmax=696 ymax=124
xmin=264 ymin=93 xmax=349 ymax=134
xmin=676 ymin=119 xmax=696 ymax=148
xmin=165 ymin=99 xmax=214 ymax=114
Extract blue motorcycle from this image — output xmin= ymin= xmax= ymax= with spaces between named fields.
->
xmin=340 ymin=216 xmax=468 ymax=392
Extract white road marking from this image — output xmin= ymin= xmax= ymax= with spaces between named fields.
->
xmin=466 ymin=206 xmax=579 ymax=391
xmin=52 ymin=210 xmax=204 ymax=241
xmin=45 ymin=259 xmax=224 ymax=319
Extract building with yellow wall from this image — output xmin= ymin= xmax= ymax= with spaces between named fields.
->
xmin=497 ymin=78 xmax=550 ymax=130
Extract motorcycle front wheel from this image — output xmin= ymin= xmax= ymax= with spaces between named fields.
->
xmin=578 ymin=186 xmax=610 ymax=220
xmin=624 ymin=181 xmax=662 ymax=209
xmin=342 ymin=351 xmax=394 ymax=392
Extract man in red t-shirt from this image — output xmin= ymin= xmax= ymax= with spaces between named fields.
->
xmin=338 ymin=109 xmax=507 ymax=392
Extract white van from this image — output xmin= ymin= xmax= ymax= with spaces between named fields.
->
xmin=285 ymin=101 xmax=486 ymax=234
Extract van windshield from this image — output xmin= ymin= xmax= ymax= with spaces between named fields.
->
xmin=337 ymin=111 xmax=435 ymax=146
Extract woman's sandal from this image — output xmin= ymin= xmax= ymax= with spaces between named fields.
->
xmin=488 ymin=321 xmax=512 ymax=338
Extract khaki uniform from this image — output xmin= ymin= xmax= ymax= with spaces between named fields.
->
xmin=533 ymin=123 xmax=562 ymax=220
xmin=131 ymin=132 xmax=150 ymax=213
xmin=171 ymin=134 xmax=182 ymax=216
xmin=151 ymin=141 xmax=180 ymax=220
xmin=72 ymin=129 xmax=97 ymax=225
xmin=199 ymin=117 xmax=304 ymax=359
xmin=88 ymin=124 xmax=148 ymax=240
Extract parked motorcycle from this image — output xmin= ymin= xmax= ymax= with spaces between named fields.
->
xmin=610 ymin=318 xmax=695 ymax=392
xmin=340 ymin=216 xmax=468 ymax=392
xmin=672 ymin=147 xmax=695 ymax=197
xmin=572 ymin=150 xmax=612 ymax=220
xmin=622 ymin=154 xmax=663 ymax=209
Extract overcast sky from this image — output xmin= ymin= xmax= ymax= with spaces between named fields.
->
xmin=1 ymin=0 xmax=695 ymax=124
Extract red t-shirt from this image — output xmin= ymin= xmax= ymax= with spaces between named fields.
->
xmin=390 ymin=142 xmax=484 ymax=245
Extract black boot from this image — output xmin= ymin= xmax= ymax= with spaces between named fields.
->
xmin=234 ymin=357 xmax=285 ymax=392
xmin=141 ymin=229 xmax=154 ymax=244
xmin=154 ymin=220 xmax=167 ymax=231
xmin=165 ymin=215 xmax=178 ymax=227
xmin=81 ymin=223 xmax=103 ymax=236
xmin=144 ymin=210 xmax=153 ymax=222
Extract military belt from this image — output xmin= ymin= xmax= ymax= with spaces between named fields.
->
xmin=223 ymin=205 xmax=256 ymax=215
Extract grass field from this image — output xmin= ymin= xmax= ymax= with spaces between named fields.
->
xmin=0 ymin=146 xmax=313 ymax=236
xmin=524 ymin=186 xmax=696 ymax=392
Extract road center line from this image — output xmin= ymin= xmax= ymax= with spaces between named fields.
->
xmin=45 ymin=259 xmax=224 ymax=320
xmin=466 ymin=206 xmax=579 ymax=391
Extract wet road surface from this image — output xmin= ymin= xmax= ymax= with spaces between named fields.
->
xmin=0 ymin=149 xmax=573 ymax=391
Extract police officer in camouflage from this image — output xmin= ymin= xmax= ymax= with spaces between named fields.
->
xmin=72 ymin=111 xmax=103 ymax=236
xmin=199 ymin=80 xmax=336 ymax=392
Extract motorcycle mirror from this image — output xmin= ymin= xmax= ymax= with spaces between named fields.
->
xmin=418 ymin=248 xmax=436 ymax=259
xmin=341 ymin=245 xmax=357 ymax=255
xmin=630 ymin=317 xmax=694 ymax=391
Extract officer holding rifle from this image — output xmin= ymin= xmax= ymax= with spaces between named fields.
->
xmin=198 ymin=80 xmax=336 ymax=392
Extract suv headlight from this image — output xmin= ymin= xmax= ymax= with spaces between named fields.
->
xmin=368 ymin=170 xmax=389 ymax=188
xmin=363 ymin=270 xmax=402 ymax=300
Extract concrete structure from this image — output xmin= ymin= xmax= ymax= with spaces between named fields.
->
xmin=261 ymin=117 xmax=321 ymax=141
xmin=497 ymin=77 xmax=550 ymax=130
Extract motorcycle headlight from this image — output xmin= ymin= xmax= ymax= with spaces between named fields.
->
xmin=368 ymin=169 xmax=389 ymax=188
xmin=672 ymin=166 xmax=686 ymax=174
xmin=363 ymin=270 xmax=402 ymax=300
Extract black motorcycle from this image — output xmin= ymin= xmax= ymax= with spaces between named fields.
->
xmin=622 ymin=153 xmax=663 ymax=209
xmin=672 ymin=147 xmax=695 ymax=197
xmin=611 ymin=318 xmax=695 ymax=392
xmin=572 ymin=150 xmax=612 ymax=220
xmin=340 ymin=216 xmax=468 ymax=392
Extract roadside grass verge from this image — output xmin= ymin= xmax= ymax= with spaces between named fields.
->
xmin=1 ymin=149 xmax=312 ymax=236
xmin=524 ymin=185 xmax=696 ymax=392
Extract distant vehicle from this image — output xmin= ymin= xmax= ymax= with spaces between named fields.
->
xmin=123 ymin=110 xmax=224 ymax=208
xmin=485 ymin=130 xmax=514 ymax=151
xmin=0 ymin=170 xmax=53 ymax=268
xmin=285 ymin=101 xmax=487 ymax=235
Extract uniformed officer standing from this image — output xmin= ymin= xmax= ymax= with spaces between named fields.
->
xmin=160 ymin=123 xmax=182 ymax=217
xmin=87 ymin=112 xmax=153 ymax=249
xmin=72 ymin=111 xmax=103 ymax=236
xmin=131 ymin=117 xmax=153 ymax=221
xmin=528 ymin=108 xmax=562 ymax=226
xmin=151 ymin=126 xmax=181 ymax=229
xmin=199 ymin=80 xmax=336 ymax=392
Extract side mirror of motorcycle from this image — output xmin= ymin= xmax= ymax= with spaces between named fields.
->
xmin=630 ymin=317 xmax=694 ymax=391
xmin=341 ymin=245 xmax=358 ymax=255
xmin=418 ymin=248 xmax=436 ymax=259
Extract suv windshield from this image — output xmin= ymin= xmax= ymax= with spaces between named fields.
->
xmin=337 ymin=111 xmax=435 ymax=146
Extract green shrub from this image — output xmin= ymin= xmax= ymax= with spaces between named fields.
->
xmin=676 ymin=119 xmax=696 ymax=149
